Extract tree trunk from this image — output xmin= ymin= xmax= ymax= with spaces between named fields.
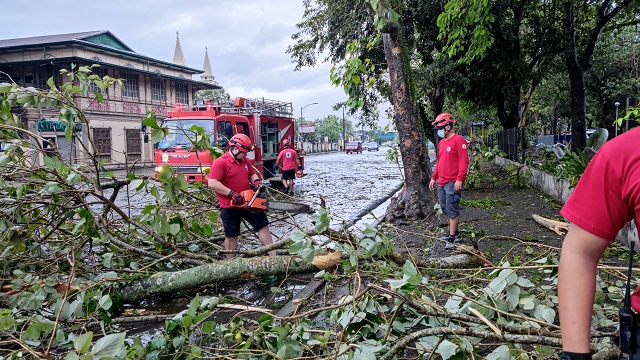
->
xmin=381 ymin=26 xmax=433 ymax=221
xmin=120 ymin=255 xmax=321 ymax=302
xmin=563 ymin=0 xmax=587 ymax=150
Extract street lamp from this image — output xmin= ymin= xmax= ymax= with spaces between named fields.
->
xmin=615 ymin=101 xmax=620 ymax=136
xmin=300 ymin=102 xmax=318 ymax=146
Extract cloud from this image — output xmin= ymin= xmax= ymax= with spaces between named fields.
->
xmin=1 ymin=0 xmax=392 ymax=127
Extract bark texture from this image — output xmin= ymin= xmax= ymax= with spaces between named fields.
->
xmin=381 ymin=26 xmax=433 ymax=221
xmin=120 ymin=255 xmax=319 ymax=302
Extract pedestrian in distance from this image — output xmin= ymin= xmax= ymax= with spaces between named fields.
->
xmin=557 ymin=127 xmax=640 ymax=360
xmin=276 ymin=138 xmax=303 ymax=195
xmin=428 ymin=112 xmax=470 ymax=250
xmin=207 ymin=134 xmax=276 ymax=259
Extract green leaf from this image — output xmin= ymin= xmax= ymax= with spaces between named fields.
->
xmin=485 ymin=345 xmax=511 ymax=360
xmin=437 ymin=339 xmax=458 ymax=359
xmin=385 ymin=278 xmax=408 ymax=290
xmin=73 ymin=331 xmax=93 ymax=353
xmin=534 ymin=304 xmax=556 ymax=323
xmin=0 ymin=314 xmax=16 ymax=330
xmin=129 ymin=179 xmax=144 ymax=190
xmin=169 ymin=223 xmax=181 ymax=235
xmin=91 ymin=332 xmax=125 ymax=359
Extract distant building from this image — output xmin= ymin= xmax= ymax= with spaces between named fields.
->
xmin=0 ymin=30 xmax=220 ymax=167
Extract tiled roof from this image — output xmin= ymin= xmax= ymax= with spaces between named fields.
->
xmin=0 ymin=31 xmax=113 ymax=49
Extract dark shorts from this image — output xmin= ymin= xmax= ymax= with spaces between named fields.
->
xmin=220 ymin=208 xmax=270 ymax=237
xmin=437 ymin=181 xmax=461 ymax=219
xmin=281 ymin=169 xmax=296 ymax=180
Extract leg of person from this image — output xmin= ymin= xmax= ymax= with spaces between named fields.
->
xmin=220 ymin=208 xmax=243 ymax=259
xmin=289 ymin=180 xmax=295 ymax=195
xmin=446 ymin=183 xmax=462 ymax=241
xmin=281 ymin=178 xmax=288 ymax=194
xmin=246 ymin=212 xmax=276 ymax=256
xmin=224 ymin=237 xmax=239 ymax=259
xmin=437 ymin=184 xmax=452 ymax=242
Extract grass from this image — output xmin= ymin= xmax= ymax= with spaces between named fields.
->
xmin=461 ymin=197 xmax=510 ymax=210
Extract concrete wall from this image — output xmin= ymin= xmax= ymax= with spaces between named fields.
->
xmin=495 ymin=156 xmax=638 ymax=246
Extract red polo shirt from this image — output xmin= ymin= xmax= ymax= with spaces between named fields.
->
xmin=209 ymin=152 xmax=256 ymax=208
xmin=560 ymin=127 xmax=640 ymax=311
xmin=277 ymin=148 xmax=299 ymax=171
xmin=431 ymin=133 xmax=469 ymax=186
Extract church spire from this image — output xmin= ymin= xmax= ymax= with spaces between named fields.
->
xmin=201 ymin=47 xmax=215 ymax=84
xmin=172 ymin=31 xmax=187 ymax=66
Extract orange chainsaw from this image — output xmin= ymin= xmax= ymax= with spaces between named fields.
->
xmin=230 ymin=184 xmax=268 ymax=211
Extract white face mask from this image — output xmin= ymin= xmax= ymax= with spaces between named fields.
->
xmin=437 ymin=129 xmax=445 ymax=138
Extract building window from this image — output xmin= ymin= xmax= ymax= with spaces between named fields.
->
xmin=88 ymin=67 xmax=109 ymax=95
xmin=125 ymin=129 xmax=141 ymax=163
xmin=151 ymin=77 xmax=166 ymax=102
xmin=122 ymin=72 xmax=139 ymax=98
xmin=175 ymin=83 xmax=188 ymax=104
xmin=36 ymin=68 xmax=62 ymax=89
xmin=92 ymin=128 xmax=112 ymax=163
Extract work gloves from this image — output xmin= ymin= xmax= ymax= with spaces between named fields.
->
xmin=250 ymin=179 xmax=261 ymax=191
xmin=228 ymin=190 xmax=244 ymax=205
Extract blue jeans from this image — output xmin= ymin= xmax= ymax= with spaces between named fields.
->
xmin=437 ymin=182 xmax=461 ymax=219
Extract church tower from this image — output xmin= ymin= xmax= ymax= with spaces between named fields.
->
xmin=172 ymin=31 xmax=187 ymax=66
xmin=201 ymin=47 xmax=215 ymax=84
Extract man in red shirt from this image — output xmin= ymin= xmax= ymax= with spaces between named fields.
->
xmin=428 ymin=113 xmax=470 ymax=250
xmin=558 ymin=127 xmax=640 ymax=360
xmin=208 ymin=134 xmax=276 ymax=259
xmin=276 ymin=138 xmax=302 ymax=195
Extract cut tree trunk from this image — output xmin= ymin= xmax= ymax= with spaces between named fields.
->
xmin=381 ymin=25 xmax=433 ymax=221
xmin=120 ymin=255 xmax=322 ymax=302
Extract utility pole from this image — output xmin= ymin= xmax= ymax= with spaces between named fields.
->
xmin=300 ymin=102 xmax=318 ymax=145
xmin=342 ymin=107 xmax=346 ymax=150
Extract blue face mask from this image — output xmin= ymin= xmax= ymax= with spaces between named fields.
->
xmin=437 ymin=129 xmax=445 ymax=138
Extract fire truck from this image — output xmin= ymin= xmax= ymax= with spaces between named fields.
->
xmin=154 ymin=97 xmax=301 ymax=184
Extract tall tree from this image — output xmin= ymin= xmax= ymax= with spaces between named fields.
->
xmin=562 ymin=0 xmax=639 ymax=149
xmin=290 ymin=0 xmax=436 ymax=219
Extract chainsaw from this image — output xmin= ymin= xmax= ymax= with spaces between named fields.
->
xmin=229 ymin=183 xmax=311 ymax=213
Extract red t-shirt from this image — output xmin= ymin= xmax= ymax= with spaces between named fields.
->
xmin=277 ymin=148 xmax=299 ymax=171
xmin=431 ymin=133 xmax=469 ymax=186
xmin=560 ymin=127 xmax=640 ymax=310
xmin=209 ymin=152 xmax=256 ymax=208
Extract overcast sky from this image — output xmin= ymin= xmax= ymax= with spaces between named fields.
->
xmin=2 ymin=0 xmax=389 ymax=126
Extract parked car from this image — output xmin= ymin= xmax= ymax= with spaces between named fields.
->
xmin=366 ymin=142 xmax=380 ymax=151
xmin=345 ymin=141 xmax=362 ymax=154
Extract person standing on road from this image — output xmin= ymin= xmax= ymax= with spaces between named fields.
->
xmin=557 ymin=127 xmax=640 ymax=360
xmin=277 ymin=138 xmax=303 ymax=195
xmin=208 ymin=134 xmax=276 ymax=259
xmin=428 ymin=113 xmax=469 ymax=250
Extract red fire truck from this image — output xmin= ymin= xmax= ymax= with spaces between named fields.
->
xmin=154 ymin=97 xmax=301 ymax=184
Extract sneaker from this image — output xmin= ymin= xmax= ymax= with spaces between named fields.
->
xmin=441 ymin=232 xmax=461 ymax=242
xmin=444 ymin=241 xmax=456 ymax=250
xmin=283 ymin=189 xmax=289 ymax=195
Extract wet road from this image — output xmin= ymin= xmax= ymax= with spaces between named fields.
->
xmin=104 ymin=146 xmax=436 ymax=232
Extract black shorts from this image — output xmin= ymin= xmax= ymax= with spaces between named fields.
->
xmin=220 ymin=208 xmax=270 ymax=237
xmin=281 ymin=169 xmax=296 ymax=180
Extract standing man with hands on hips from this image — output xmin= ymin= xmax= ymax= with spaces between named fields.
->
xmin=208 ymin=134 xmax=276 ymax=259
xmin=428 ymin=112 xmax=469 ymax=250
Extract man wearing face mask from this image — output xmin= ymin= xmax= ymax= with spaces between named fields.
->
xmin=208 ymin=133 xmax=276 ymax=259
xmin=428 ymin=113 xmax=470 ymax=250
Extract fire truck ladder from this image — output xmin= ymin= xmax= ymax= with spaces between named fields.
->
xmin=244 ymin=98 xmax=293 ymax=117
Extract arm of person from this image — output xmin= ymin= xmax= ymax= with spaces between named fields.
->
xmin=208 ymin=178 xmax=232 ymax=196
xmin=558 ymin=224 xmax=610 ymax=353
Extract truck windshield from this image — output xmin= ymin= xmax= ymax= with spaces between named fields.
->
xmin=156 ymin=120 xmax=215 ymax=150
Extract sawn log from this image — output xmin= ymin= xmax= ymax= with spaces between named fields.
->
xmin=120 ymin=255 xmax=325 ymax=302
